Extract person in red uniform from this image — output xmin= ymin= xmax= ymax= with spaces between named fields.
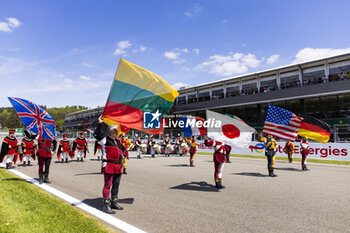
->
xmin=73 ymin=132 xmax=87 ymax=161
xmin=57 ymin=134 xmax=71 ymax=163
xmin=94 ymin=139 xmax=102 ymax=161
xmin=284 ymin=139 xmax=295 ymax=163
xmin=0 ymin=129 xmax=19 ymax=169
xmin=20 ymin=130 xmax=37 ymax=166
xmin=186 ymin=136 xmax=197 ymax=167
xmin=94 ymin=116 xmax=126 ymax=214
xmin=225 ymin=145 xmax=232 ymax=163
xmin=205 ymin=136 xmax=228 ymax=189
xmin=37 ymin=137 xmax=57 ymax=184
xmin=297 ymin=137 xmax=310 ymax=171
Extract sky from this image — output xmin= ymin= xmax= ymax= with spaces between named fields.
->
xmin=1 ymin=0 xmax=350 ymax=108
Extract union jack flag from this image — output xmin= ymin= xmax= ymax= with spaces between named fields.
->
xmin=8 ymin=97 xmax=57 ymax=139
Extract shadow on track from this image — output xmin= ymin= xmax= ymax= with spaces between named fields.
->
xmin=170 ymin=181 xmax=219 ymax=192
xmin=233 ymin=172 xmax=268 ymax=177
xmin=75 ymin=172 xmax=102 ymax=176
xmin=275 ymin=167 xmax=302 ymax=172
xmin=89 ymin=159 xmax=101 ymax=161
xmin=166 ymin=164 xmax=189 ymax=167
xmin=82 ymin=197 xmax=134 ymax=209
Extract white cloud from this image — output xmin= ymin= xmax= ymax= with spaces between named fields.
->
xmin=293 ymin=47 xmax=350 ymax=63
xmin=221 ymin=19 xmax=227 ymax=24
xmin=185 ymin=3 xmax=202 ymax=17
xmin=0 ymin=17 xmax=21 ymax=32
xmin=113 ymin=40 xmax=132 ymax=56
xmin=266 ymin=54 xmax=280 ymax=64
xmin=81 ymin=63 xmax=95 ymax=68
xmin=79 ymin=75 xmax=92 ymax=80
xmin=172 ymin=82 xmax=191 ymax=90
xmin=164 ymin=51 xmax=179 ymax=60
xmin=192 ymin=48 xmax=200 ymax=55
xmin=164 ymin=48 xmax=192 ymax=64
xmin=140 ymin=45 xmax=147 ymax=52
xmin=7 ymin=18 xmax=21 ymax=28
xmin=113 ymin=48 xmax=126 ymax=56
xmin=195 ymin=52 xmax=263 ymax=76
xmin=117 ymin=40 xmax=131 ymax=49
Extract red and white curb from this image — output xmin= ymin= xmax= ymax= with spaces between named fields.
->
xmin=2 ymin=166 xmax=146 ymax=233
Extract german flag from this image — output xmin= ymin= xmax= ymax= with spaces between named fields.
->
xmin=297 ymin=116 xmax=330 ymax=143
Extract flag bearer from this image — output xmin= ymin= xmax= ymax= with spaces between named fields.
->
xmin=186 ymin=136 xmax=197 ymax=167
xmin=204 ymin=136 xmax=229 ymax=189
xmin=94 ymin=116 xmax=125 ymax=214
xmin=258 ymin=134 xmax=278 ymax=177
xmin=37 ymin=137 xmax=57 ymax=184
xmin=284 ymin=139 xmax=295 ymax=163
xmin=299 ymin=137 xmax=310 ymax=171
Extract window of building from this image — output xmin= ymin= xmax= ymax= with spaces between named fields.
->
xmin=260 ymin=79 xmax=277 ymax=92
xmin=198 ymin=92 xmax=210 ymax=102
xmin=280 ymin=75 xmax=300 ymax=89
xmin=241 ymin=83 xmax=257 ymax=95
xmin=226 ymin=86 xmax=240 ymax=98
xmin=303 ymin=70 xmax=325 ymax=85
xmin=212 ymin=89 xmax=224 ymax=100
xmin=177 ymin=96 xmax=186 ymax=105
xmin=329 ymin=65 xmax=350 ymax=81
xmin=305 ymin=97 xmax=323 ymax=118
xmin=319 ymin=95 xmax=339 ymax=118
xmin=245 ymin=104 xmax=258 ymax=123
xmin=338 ymin=94 xmax=350 ymax=118
xmin=187 ymin=94 xmax=197 ymax=104
xmin=329 ymin=64 xmax=350 ymax=75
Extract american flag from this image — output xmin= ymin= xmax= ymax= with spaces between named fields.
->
xmin=8 ymin=97 xmax=57 ymax=139
xmin=262 ymin=105 xmax=303 ymax=141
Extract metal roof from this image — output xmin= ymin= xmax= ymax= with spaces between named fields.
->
xmin=178 ymin=52 xmax=350 ymax=93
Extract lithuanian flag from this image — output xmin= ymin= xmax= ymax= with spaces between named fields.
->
xmin=297 ymin=116 xmax=331 ymax=143
xmin=103 ymin=59 xmax=179 ymax=134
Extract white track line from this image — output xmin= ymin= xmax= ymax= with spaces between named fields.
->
xmin=5 ymin=168 xmax=146 ymax=233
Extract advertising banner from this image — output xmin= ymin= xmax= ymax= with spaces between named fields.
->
xmin=196 ymin=140 xmax=350 ymax=161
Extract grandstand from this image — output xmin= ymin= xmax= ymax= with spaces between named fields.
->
xmin=63 ymin=53 xmax=350 ymax=141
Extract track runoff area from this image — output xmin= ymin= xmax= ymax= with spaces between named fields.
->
xmin=4 ymin=149 xmax=350 ymax=233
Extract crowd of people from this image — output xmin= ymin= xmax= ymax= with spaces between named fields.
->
xmin=0 ymin=123 xmax=312 ymax=214
xmin=177 ymin=71 xmax=350 ymax=104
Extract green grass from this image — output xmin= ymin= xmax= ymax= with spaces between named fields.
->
xmin=197 ymin=152 xmax=350 ymax=165
xmin=0 ymin=169 xmax=117 ymax=233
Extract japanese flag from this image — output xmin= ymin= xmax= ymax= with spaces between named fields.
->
xmin=206 ymin=110 xmax=256 ymax=148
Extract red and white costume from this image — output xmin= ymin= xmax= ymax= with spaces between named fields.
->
xmin=37 ymin=137 xmax=57 ymax=183
xmin=1 ymin=131 xmax=19 ymax=168
xmin=205 ymin=139 xmax=228 ymax=188
xmin=58 ymin=139 xmax=71 ymax=161
xmin=299 ymin=138 xmax=310 ymax=170
xmin=21 ymin=137 xmax=36 ymax=165
xmin=74 ymin=134 xmax=87 ymax=160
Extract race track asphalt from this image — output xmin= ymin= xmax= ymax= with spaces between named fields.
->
xmin=8 ymin=151 xmax=350 ymax=233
